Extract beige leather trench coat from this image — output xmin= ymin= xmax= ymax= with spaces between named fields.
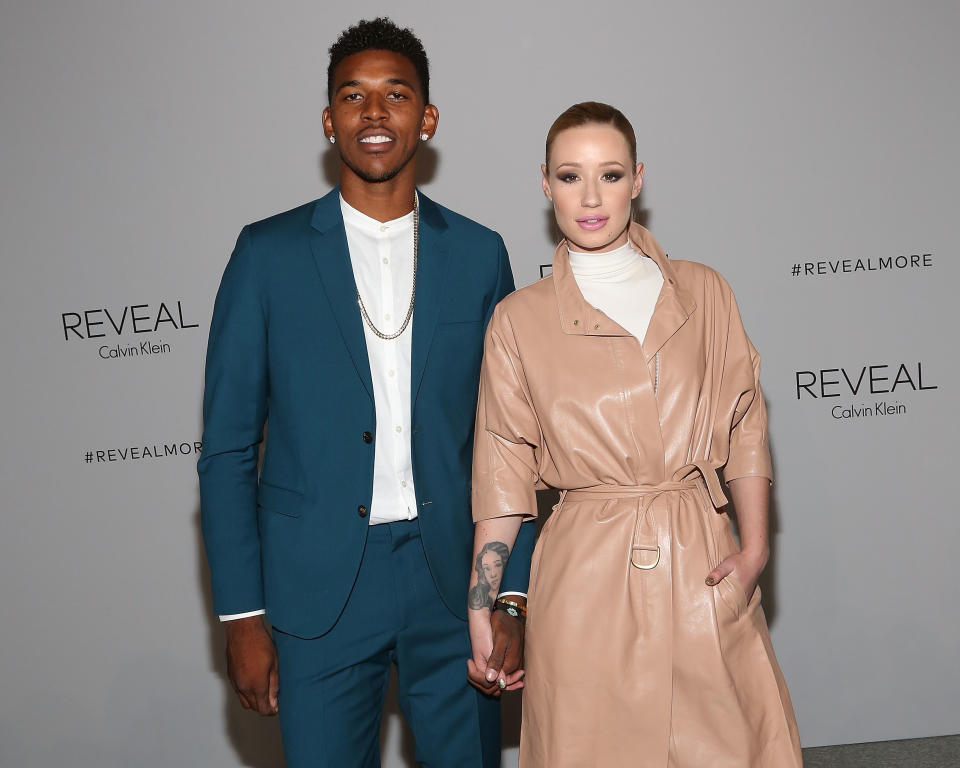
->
xmin=473 ymin=223 xmax=801 ymax=767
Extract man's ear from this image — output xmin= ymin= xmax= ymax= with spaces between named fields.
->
xmin=420 ymin=104 xmax=439 ymax=139
xmin=322 ymin=107 xmax=334 ymax=142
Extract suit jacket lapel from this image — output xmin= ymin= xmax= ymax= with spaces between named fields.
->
xmin=308 ymin=188 xmax=374 ymax=400
xmin=410 ymin=193 xmax=450 ymax=405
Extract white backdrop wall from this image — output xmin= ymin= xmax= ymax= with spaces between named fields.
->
xmin=2 ymin=1 xmax=957 ymax=766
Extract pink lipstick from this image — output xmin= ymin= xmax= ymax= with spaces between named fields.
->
xmin=576 ymin=215 xmax=609 ymax=231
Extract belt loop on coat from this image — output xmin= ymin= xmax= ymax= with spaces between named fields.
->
xmin=552 ymin=489 xmax=568 ymax=515
xmin=682 ymin=461 xmax=728 ymax=508
xmin=630 ymin=492 xmax=662 ymax=570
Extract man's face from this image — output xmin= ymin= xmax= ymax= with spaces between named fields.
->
xmin=323 ymin=49 xmax=437 ymax=185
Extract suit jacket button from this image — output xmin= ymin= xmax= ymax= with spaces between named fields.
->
xmin=357 ymin=505 xmax=368 ymax=517
xmin=362 ymin=431 xmax=373 ymax=444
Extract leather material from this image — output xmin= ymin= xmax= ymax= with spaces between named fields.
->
xmin=472 ymin=223 xmax=801 ymax=766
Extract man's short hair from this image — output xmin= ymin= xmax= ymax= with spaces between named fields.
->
xmin=327 ymin=17 xmax=430 ymax=105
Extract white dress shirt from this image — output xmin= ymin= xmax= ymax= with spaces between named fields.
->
xmin=340 ymin=194 xmax=420 ymax=525
xmin=568 ymin=242 xmax=663 ymax=342
xmin=218 ymin=194 xmax=421 ymax=622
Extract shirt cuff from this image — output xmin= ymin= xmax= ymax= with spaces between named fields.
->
xmin=497 ymin=591 xmax=527 ymax=600
xmin=219 ymin=609 xmax=266 ymax=622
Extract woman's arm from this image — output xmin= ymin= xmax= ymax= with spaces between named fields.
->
xmin=467 ymin=516 xmax=524 ymax=694
xmin=706 ymin=476 xmax=770 ymax=600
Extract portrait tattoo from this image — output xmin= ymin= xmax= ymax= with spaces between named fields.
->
xmin=468 ymin=541 xmax=510 ymax=610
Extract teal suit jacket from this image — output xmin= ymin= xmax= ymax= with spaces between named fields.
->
xmin=199 ymin=188 xmax=535 ymax=638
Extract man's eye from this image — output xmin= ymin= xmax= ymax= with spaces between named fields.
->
xmin=388 ymin=91 xmax=406 ymax=100
xmin=344 ymin=93 xmax=361 ymax=102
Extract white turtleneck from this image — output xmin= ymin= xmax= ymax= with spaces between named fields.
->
xmin=568 ymin=242 xmax=664 ymax=343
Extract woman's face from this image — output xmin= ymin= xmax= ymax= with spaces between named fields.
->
xmin=542 ymin=123 xmax=643 ymax=253
xmin=480 ymin=551 xmax=504 ymax=592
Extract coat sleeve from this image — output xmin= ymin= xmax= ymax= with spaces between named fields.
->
xmin=197 ymin=226 xmax=268 ymax=615
xmin=721 ymin=286 xmax=774 ymax=484
xmin=472 ymin=302 xmax=542 ymax=523
xmin=481 ymin=238 xmax=537 ymax=593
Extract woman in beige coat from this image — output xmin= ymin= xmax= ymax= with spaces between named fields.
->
xmin=467 ymin=103 xmax=802 ymax=767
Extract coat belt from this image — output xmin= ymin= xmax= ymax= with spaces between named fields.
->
xmin=561 ymin=461 xmax=728 ymax=507
xmin=557 ymin=462 xmax=728 ymax=571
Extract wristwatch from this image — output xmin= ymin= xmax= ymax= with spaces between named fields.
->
xmin=493 ymin=597 xmax=527 ymax=624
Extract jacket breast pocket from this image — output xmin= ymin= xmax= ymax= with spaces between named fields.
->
xmin=257 ymin=480 xmax=305 ymax=518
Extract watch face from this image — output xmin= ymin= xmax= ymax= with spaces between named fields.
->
xmin=507 ymin=607 xmax=519 ymax=617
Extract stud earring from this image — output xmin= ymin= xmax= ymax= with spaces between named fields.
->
xmin=329 ymin=136 xmax=336 ymax=144
xmin=420 ymin=133 xmax=429 ymax=141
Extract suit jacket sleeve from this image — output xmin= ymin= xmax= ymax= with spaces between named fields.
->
xmin=198 ymin=226 xmax=268 ymax=615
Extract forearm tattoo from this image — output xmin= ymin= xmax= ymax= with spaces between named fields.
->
xmin=468 ymin=540 xmax=510 ymax=610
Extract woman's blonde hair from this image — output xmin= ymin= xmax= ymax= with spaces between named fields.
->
xmin=545 ymin=101 xmax=637 ymax=168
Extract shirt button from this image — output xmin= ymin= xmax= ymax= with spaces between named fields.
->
xmin=357 ymin=505 xmax=368 ymax=517
xmin=379 ymin=224 xmax=387 ymax=232
xmin=384 ymin=313 xmax=392 ymax=321
xmin=395 ymin=425 xmax=402 ymax=433
xmin=383 ymin=257 xmax=389 ymax=264
xmin=362 ymin=431 xmax=373 ymax=443
xmin=388 ymin=369 xmax=395 ymax=377
xmin=401 ymin=480 xmax=407 ymax=487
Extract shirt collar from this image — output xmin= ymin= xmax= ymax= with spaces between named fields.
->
xmin=339 ymin=193 xmax=415 ymax=237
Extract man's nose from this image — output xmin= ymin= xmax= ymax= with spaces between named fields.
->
xmin=362 ymin=92 xmax=387 ymax=121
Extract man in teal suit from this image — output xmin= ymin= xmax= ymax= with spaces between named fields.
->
xmin=199 ymin=17 xmax=534 ymax=768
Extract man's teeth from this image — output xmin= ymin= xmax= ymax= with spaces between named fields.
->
xmin=360 ymin=135 xmax=392 ymax=143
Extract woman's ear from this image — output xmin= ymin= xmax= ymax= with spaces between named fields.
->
xmin=541 ymin=163 xmax=553 ymax=201
xmin=632 ymin=162 xmax=645 ymax=199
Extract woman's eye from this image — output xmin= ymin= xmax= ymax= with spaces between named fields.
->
xmin=559 ymin=173 xmax=579 ymax=183
xmin=602 ymin=173 xmax=624 ymax=182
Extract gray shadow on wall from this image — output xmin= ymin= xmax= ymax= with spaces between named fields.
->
xmin=195 ymin=506 xmax=285 ymax=767
xmin=319 ymin=144 xmax=440 ymax=189
xmin=379 ymin=670 xmax=417 ymax=765
xmin=759 ymin=433 xmax=782 ymax=626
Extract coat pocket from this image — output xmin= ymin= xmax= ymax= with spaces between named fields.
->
xmin=704 ymin=508 xmax=749 ymax=619
xmin=257 ymin=480 xmax=305 ymax=518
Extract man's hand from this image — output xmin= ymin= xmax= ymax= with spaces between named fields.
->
xmin=486 ymin=608 xmax=525 ymax=690
xmin=224 ymin=615 xmax=279 ymax=715
xmin=466 ymin=605 xmax=525 ymax=696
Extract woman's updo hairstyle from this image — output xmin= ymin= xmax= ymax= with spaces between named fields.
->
xmin=545 ymin=101 xmax=638 ymax=169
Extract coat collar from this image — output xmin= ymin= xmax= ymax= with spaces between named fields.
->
xmin=552 ymin=221 xmax=697 ymax=361
xmin=307 ymin=186 xmax=450 ymax=403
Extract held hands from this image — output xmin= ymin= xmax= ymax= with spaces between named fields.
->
xmin=467 ymin=606 xmax=525 ymax=697
xmin=705 ymin=546 xmax=769 ymax=604
xmin=224 ymin=615 xmax=279 ymax=715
